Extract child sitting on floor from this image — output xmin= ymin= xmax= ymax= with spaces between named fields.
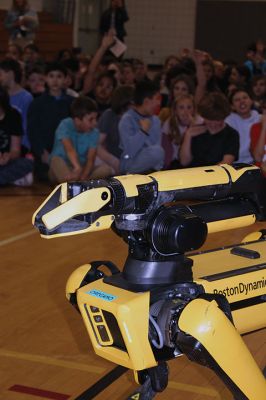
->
xmin=161 ymin=94 xmax=202 ymax=169
xmin=0 ymin=85 xmax=33 ymax=186
xmin=179 ymin=92 xmax=239 ymax=167
xmin=119 ymin=80 xmax=164 ymax=174
xmin=49 ymin=96 xmax=112 ymax=183
xmin=225 ymin=88 xmax=261 ymax=164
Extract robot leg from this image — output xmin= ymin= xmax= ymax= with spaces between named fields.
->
xmin=177 ymin=298 xmax=266 ymax=400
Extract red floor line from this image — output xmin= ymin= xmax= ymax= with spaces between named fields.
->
xmin=8 ymin=385 xmax=71 ymax=400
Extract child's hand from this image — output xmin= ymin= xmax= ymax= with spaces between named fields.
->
xmin=193 ymin=49 xmax=209 ymax=64
xmin=73 ymin=164 xmax=82 ymax=175
xmin=102 ymin=30 xmax=116 ymax=49
xmin=41 ymin=149 xmax=50 ymax=164
xmin=185 ymin=114 xmax=194 ymax=127
xmin=139 ymin=119 xmax=151 ymax=134
xmin=187 ymin=124 xmax=206 ymax=137
xmin=65 ymin=166 xmax=82 ymax=181
xmin=0 ymin=152 xmax=10 ymax=165
xmin=180 ymin=48 xmax=191 ymax=58
xmin=80 ymin=172 xmax=89 ymax=181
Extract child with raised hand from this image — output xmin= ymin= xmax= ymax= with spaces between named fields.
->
xmin=82 ymin=30 xmax=116 ymax=95
xmin=86 ymin=71 xmax=117 ymax=117
xmin=162 ymin=94 xmax=202 ymax=169
xmin=49 ymin=96 xmax=112 ymax=183
xmin=193 ymin=49 xmax=220 ymax=104
xmin=179 ymin=92 xmax=239 ymax=168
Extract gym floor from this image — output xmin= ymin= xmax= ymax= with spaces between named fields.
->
xmin=0 ymin=183 xmax=265 ymax=400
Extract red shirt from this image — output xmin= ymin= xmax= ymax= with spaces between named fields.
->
xmin=250 ymin=122 xmax=266 ymax=175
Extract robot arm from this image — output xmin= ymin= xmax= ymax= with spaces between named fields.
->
xmin=33 ymin=164 xmax=266 ymax=243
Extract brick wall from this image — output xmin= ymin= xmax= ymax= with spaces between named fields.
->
xmin=0 ymin=0 xmax=43 ymax=11
xmin=124 ymin=0 xmax=197 ymax=65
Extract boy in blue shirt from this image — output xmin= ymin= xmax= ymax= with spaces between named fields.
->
xmin=49 ymin=96 xmax=112 ymax=183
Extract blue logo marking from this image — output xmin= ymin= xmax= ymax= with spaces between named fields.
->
xmin=87 ymin=289 xmax=117 ymax=302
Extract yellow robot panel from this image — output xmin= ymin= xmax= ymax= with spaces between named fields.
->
xmin=76 ymin=280 xmax=157 ymax=371
xmin=206 ymin=215 xmax=256 ymax=234
xmin=65 ymin=264 xmax=92 ymax=301
xmin=115 ymin=174 xmax=153 ymax=197
xmin=41 ymin=187 xmax=112 ymax=230
xmin=150 ymin=164 xmax=258 ymax=193
xmin=193 ymin=240 xmax=266 ymax=333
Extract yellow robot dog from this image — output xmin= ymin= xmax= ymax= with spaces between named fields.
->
xmin=33 ymin=164 xmax=266 ymax=399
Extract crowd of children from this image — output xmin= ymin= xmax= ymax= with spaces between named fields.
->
xmin=1 ymin=27 xmax=266 ymax=187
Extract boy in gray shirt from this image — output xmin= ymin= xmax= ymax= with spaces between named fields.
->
xmin=119 ymin=80 xmax=164 ymax=174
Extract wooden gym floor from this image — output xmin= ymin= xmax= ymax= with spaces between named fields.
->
xmin=0 ymin=183 xmax=265 ymax=400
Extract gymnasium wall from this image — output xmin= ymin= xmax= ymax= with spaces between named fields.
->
xmin=124 ymin=0 xmax=266 ymax=65
xmin=1 ymin=1 xmax=266 ymax=65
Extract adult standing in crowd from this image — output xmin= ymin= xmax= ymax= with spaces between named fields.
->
xmin=99 ymin=0 xmax=129 ymax=42
xmin=4 ymin=0 xmax=39 ymax=48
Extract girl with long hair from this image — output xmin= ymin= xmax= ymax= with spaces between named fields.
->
xmin=162 ymin=94 xmax=201 ymax=169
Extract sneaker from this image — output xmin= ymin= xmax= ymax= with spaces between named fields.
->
xmin=13 ymin=172 xmax=34 ymax=187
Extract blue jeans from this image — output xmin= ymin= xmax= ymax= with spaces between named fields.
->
xmin=120 ymin=145 xmax=165 ymax=174
xmin=0 ymin=158 xmax=33 ymax=185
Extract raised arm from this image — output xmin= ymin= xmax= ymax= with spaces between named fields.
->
xmin=82 ymin=31 xmax=115 ymax=94
xmin=193 ymin=49 xmax=209 ymax=104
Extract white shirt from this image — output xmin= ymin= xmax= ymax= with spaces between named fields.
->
xmin=225 ymin=110 xmax=261 ymax=163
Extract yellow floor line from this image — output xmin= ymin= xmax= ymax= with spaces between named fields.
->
xmin=168 ymin=380 xmax=221 ymax=398
xmin=0 ymin=349 xmax=225 ymax=397
xmin=0 ymin=230 xmax=37 ymax=247
xmin=0 ymin=349 xmax=105 ymax=374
